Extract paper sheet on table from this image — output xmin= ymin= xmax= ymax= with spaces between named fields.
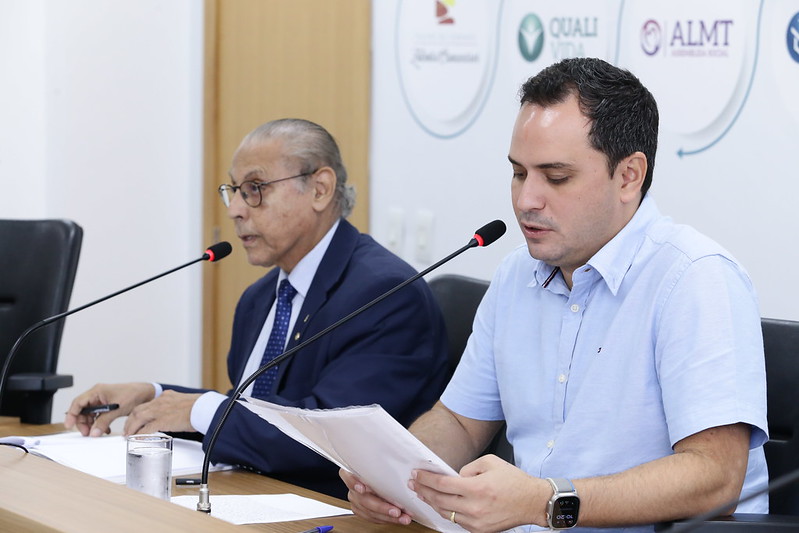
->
xmin=238 ymin=397 xmax=467 ymax=533
xmin=171 ymin=493 xmax=352 ymax=525
xmin=0 ymin=432 xmax=229 ymax=483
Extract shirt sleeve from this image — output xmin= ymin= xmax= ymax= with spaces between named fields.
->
xmin=190 ymin=391 xmax=227 ymax=434
xmin=655 ymin=254 xmax=768 ymax=449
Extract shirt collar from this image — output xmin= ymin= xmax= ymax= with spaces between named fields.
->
xmin=276 ymin=219 xmax=340 ymax=299
xmin=586 ymin=195 xmax=661 ymax=295
xmin=532 ymin=195 xmax=662 ymax=295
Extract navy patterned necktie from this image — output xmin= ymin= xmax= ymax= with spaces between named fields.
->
xmin=252 ymin=279 xmax=297 ymax=397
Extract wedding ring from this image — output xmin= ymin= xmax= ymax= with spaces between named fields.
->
xmin=450 ymin=510 xmax=457 ymax=523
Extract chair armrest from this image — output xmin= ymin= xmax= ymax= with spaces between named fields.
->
xmin=657 ymin=513 xmax=799 ymax=531
xmin=7 ymin=373 xmax=74 ymax=392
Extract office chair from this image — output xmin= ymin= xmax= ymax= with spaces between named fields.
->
xmin=428 ymin=274 xmax=489 ymax=377
xmin=428 ymin=274 xmax=513 ymax=463
xmin=0 ymin=219 xmax=82 ymax=424
xmin=761 ymin=317 xmax=799 ymax=515
xmin=655 ymin=318 xmax=799 ymax=530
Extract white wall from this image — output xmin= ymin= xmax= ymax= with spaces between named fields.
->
xmin=0 ymin=1 xmax=47 ymax=215
xmin=0 ymin=0 xmax=205 ymax=423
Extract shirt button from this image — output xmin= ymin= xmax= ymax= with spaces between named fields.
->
xmin=558 ymin=374 xmax=566 ymax=383
xmin=546 ymin=440 xmax=555 ymax=449
xmin=570 ymin=304 xmax=580 ymax=312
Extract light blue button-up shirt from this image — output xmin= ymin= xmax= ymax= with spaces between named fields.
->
xmin=442 ymin=197 xmax=768 ymax=530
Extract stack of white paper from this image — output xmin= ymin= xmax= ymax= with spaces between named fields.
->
xmin=238 ymin=397 xmax=468 ymax=533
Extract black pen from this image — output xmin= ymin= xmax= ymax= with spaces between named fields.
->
xmin=79 ymin=403 xmax=120 ymax=415
xmin=175 ymin=477 xmax=202 ymax=485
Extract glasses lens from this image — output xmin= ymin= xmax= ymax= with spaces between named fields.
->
xmin=240 ymin=182 xmax=261 ymax=207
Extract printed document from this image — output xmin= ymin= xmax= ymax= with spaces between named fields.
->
xmin=0 ymin=432 xmax=228 ymax=483
xmin=238 ymin=397 xmax=468 ymax=533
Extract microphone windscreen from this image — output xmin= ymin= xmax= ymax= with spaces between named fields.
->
xmin=204 ymin=241 xmax=233 ymax=262
xmin=474 ymin=220 xmax=506 ymax=247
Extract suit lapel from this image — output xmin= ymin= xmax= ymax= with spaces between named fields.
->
xmin=276 ymin=219 xmax=360 ymax=379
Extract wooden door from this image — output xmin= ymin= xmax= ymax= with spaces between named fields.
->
xmin=202 ymin=0 xmax=371 ymax=390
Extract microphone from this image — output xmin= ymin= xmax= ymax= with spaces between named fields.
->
xmin=202 ymin=242 xmax=232 ymax=262
xmin=196 ymin=220 xmax=507 ymax=513
xmin=0 ymin=241 xmax=232 ymax=405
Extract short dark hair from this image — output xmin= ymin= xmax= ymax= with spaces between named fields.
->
xmin=519 ymin=57 xmax=659 ymax=198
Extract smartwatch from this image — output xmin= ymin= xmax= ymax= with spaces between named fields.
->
xmin=545 ymin=477 xmax=580 ymax=529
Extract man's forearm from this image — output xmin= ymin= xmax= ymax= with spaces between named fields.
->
xmin=407 ymin=423 xmax=752 ymax=531
xmin=409 ymin=401 xmax=503 ymax=471
xmin=575 ymin=424 xmax=750 ymax=527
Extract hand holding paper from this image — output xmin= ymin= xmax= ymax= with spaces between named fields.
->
xmin=237 ymin=397 xmax=467 ymax=533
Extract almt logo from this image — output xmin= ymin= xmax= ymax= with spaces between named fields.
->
xmin=640 ymin=19 xmax=733 ymax=57
xmin=641 ymin=20 xmax=661 ymax=55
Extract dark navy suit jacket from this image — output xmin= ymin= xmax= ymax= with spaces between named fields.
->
xmin=164 ymin=219 xmax=448 ymax=497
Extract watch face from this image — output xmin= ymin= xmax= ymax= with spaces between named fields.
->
xmin=551 ymin=496 xmax=580 ymax=528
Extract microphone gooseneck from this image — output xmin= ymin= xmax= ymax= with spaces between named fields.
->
xmin=196 ymin=221 xmax=506 ymax=513
xmin=0 ymin=242 xmax=232 ymax=406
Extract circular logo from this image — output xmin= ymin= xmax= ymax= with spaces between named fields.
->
xmin=518 ymin=14 xmax=544 ymax=62
xmin=395 ymin=0 xmax=502 ymax=138
xmin=640 ymin=20 xmax=661 ymax=56
xmin=788 ymin=12 xmax=799 ymax=63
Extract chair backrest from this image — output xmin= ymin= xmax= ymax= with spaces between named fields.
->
xmin=0 ymin=219 xmax=82 ymax=420
xmin=762 ymin=317 xmax=799 ymax=515
xmin=428 ymin=274 xmax=514 ymax=462
xmin=428 ymin=274 xmax=490 ymax=377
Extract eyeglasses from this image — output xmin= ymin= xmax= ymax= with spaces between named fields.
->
xmin=217 ymin=171 xmax=315 ymax=208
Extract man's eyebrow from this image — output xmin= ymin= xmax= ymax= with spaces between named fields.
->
xmin=507 ymin=156 xmax=575 ymax=171
xmin=537 ymin=162 xmax=574 ymax=170
xmin=228 ymin=169 xmax=262 ymax=185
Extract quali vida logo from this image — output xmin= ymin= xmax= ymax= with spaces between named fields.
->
xmin=519 ymin=14 xmax=545 ymax=62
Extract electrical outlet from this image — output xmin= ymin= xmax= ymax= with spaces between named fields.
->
xmin=386 ymin=207 xmax=404 ymax=255
xmin=415 ymin=210 xmax=434 ymax=263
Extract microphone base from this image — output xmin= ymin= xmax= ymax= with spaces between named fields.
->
xmin=196 ymin=484 xmax=211 ymax=513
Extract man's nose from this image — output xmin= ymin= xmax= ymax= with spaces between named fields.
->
xmin=226 ymin=188 xmax=248 ymax=219
xmin=515 ymin=176 xmax=546 ymax=211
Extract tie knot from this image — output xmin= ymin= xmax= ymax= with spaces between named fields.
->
xmin=278 ymin=279 xmax=297 ymax=302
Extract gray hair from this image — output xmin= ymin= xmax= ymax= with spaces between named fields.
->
xmin=242 ymin=118 xmax=356 ymax=217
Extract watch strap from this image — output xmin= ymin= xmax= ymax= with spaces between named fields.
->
xmin=547 ymin=477 xmax=576 ymax=494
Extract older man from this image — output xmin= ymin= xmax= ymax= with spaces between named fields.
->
xmin=66 ymin=118 xmax=449 ymax=497
xmin=342 ymin=58 xmax=767 ymax=531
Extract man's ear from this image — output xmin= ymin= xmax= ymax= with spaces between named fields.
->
xmin=617 ymin=151 xmax=647 ymax=204
xmin=310 ymin=167 xmax=336 ymax=212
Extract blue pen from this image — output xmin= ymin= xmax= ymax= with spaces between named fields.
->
xmin=298 ymin=527 xmax=333 ymax=533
